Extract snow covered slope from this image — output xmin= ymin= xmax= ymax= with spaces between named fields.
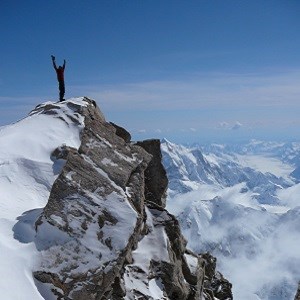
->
xmin=1 ymin=98 xmax=228 ymax=299
xmin=0 ymin=98 xmax=87 ymax=299
xmin=162 ymin=139 xmax=300 ymax=300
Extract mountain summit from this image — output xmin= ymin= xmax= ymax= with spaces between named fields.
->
xmin=0 ymin=97 xmax=232 ymax=300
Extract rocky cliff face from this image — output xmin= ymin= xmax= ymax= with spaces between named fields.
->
xmin=295 ymin=283 xmax=300 ymax=300
xmin=31 ymin=97 xmax=232 ymax=299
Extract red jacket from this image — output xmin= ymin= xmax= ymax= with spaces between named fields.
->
xmin=52 ymin=59 xmax=66 ymax=81
xmin=56 ymin=68 xmax=65 ymax=81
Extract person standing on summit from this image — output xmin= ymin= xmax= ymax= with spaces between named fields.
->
xmin=51 ymin=55 xmax=66 ymax=102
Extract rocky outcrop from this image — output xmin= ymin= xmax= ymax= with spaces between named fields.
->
xmin=32 ymin=97 xmax=231 ymax=299
xmin=124 ymin=203 xmax=205 ymax=300
xmin=201 ymin=253 xmax=233 ymax=300
xmin=110 ymin=122 xmax=131 ymax=143
xmin=136 ymin=139 xmax=168 ymax=208
xmin=34 ymin=98 xmax=151 ymax=299
xmin=295 ymin=282 xmax=300 ymax=300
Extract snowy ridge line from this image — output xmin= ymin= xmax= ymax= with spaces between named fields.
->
xmin=0 ymin=97 xmax=90 ymax=300
xmin=32 ymin=98 xmax=154 ymax=299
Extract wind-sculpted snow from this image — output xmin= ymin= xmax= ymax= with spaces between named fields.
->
xmin=0 ymin=98 xmax=87 ymax=299
xmin=163 ymin=139 xmax=300 ymax=300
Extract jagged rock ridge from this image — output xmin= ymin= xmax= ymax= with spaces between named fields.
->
xmin=31 ymin=97 xmax=231 ymax=299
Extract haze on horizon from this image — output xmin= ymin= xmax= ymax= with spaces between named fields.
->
xmin=1 ymin=0 xmax=300 ymax=144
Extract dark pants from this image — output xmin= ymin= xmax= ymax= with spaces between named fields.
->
xmin=59 ymin=80 xmax=65 ymax=102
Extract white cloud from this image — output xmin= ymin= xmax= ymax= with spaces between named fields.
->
xmin=231 ymin=121 xmax=243 ymax=130
xmin=77 ymin=69 xmax=300 ymax=113
xmin=167 ymin=186 xmax=300 ymax=299
xmin=216 ymin=121 xmax=243 ymax=131
xmin=217 ymin=122 xmax=230 ymax=129
xmin=189 ymin=128 xmax=196 ymax=132
xmin=137 ymin=129 xmax=146 ymax=134
xmin=4 ymin=69 xmax=300 ymax=140
xmin=277 ymin=183 xmax=300 ymax=209
xmin=69 ymin=69 xmax=300 ymax=143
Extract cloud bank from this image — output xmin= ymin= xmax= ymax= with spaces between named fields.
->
xmin=167 ymin=185 xmax=300 ymax=299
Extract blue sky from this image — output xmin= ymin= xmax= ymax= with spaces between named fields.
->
xmin=1 ymin=0 xmax=300 ymax=143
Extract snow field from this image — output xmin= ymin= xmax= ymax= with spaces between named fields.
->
xmin=0 ymin=98 xmax=86 ymax=299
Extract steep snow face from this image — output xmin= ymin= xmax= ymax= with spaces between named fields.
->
xmin=0 ymin=98 xmax=87 ymax=299
xmin=163 ymin=140 xmax=300 ymax=300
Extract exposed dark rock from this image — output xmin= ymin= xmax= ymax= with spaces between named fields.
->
xmin=111 ymin=276 xmax=126 ymax=299
xmin=32 ymin=97 xmax=232 ymax=299
xmin=201 ymin=253 xmax=233 ymax=300
xmin=295 ymin=282 xmax=300 ymax=300
xmin=51 ymin=144 xmax=77 ymax=160
xmin=29 ymin=103 xmax=61 ymax=116
xmin=110 ymin=122 xmax=131 ymax=143
xmin=34 ymin=98 xmax=151 ymax=299
xmin=123 ymin=205 xmax=205 ymax=300
xmin=136 ymin=139 xmax=168 ymax=208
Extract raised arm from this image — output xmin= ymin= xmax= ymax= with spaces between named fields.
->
xmin=63 ymin=59 xmax=66 ymax=70
xmin=51 ymin=55 xmax=57 ymax=70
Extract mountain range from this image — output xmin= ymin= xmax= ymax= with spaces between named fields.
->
xmin=161 ymin=139 xmax=300 ymax=299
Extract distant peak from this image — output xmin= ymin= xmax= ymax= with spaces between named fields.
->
xmin=161 ymin=137 xmax=173 ymax=144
